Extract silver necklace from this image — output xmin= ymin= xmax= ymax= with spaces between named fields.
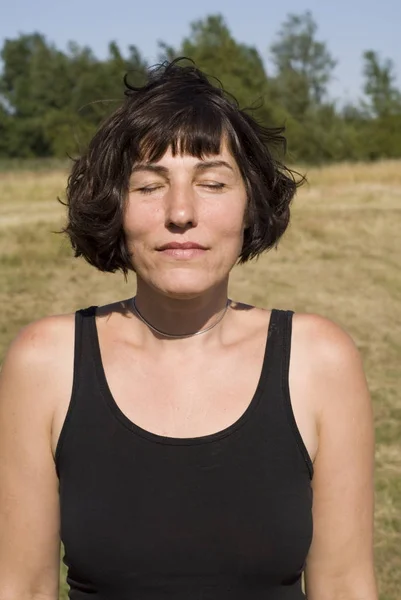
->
xmin=131 ymin=296 xmax=231 ymax=339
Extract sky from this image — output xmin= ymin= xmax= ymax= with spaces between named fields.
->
xmin=0 ymin=0 xmax=399 ymax=104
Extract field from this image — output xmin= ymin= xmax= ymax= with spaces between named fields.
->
xmin=0 ymin=160 xmax=400 ymax=599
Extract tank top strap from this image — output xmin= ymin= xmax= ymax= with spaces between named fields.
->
xmin=54 ymin=306 xmax=98 ymax=472
xmin=272 ymin=308 xmax=294 ymax=366
xmin=269 ymin=308 xmax=314 ymax=479
xmin=260 ymin=308 xmax=294 ymax=379
xmin=270 ymin=307 xmax=295 ymax=395
xmin=73 ymin=305 xmax=98 ymax=380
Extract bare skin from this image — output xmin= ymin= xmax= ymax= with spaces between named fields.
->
xmin=49 ymin=301 xmax=319 ymax=461
xmin=0 ymin=142 xmax=377 ymax=599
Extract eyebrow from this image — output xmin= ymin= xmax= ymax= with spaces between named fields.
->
xmin=194 ymin=160 xmax=234 ymax=173
xmin=131 ymin=160 xmax=234 ymax=176
xmin=131 ymin=164 xmax=169 ymax=176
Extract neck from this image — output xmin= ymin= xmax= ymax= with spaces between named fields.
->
xmin=133 ymin=280 xmax=230 ymax=341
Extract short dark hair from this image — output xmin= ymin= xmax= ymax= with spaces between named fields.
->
xmin=63 ymin=58 xmax=304 ymax=276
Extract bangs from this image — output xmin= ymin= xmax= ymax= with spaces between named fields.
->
xmin=134 ymin=102 xmax=232 ymax=163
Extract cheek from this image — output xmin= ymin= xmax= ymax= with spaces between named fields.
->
xmin=123 ymin=200 xmax=160 ymax=243
xmin=209 ymin=199 xmax=247 ymax=239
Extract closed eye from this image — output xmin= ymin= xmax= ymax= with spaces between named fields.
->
xmin=199 ymin=183 xmax=226 ymax=191
xmin=137 ymin=185 xmax=164 ymax=195
xmin=136 ymin=183 xmax=226 ymax=194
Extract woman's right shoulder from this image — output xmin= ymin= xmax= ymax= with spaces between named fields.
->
xmin=0 ymin=311 xmax=85 ymax=403
xmin=1 ymin=312 xmax=77 ymax=371
xmin=0 ymin=312 xmax=82 ymax=453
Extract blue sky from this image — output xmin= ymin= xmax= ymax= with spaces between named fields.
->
xmin=1 ymin=0 xmax=399 ymax=104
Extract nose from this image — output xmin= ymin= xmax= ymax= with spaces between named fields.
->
xmin=164 ymin=182 xmax=198 ymax=230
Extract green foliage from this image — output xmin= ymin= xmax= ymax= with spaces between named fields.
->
xmin=270 ymin=11 xmax=337 ymax=116
xmin=363 ymin=50 xmax=401 ymax=118
xmin=0 ymin=12 xmax=400 ymax=163
xmin=159 ymin=14 xmax=277 ymax=125
xmin=0 ymin=34 xmax=147 ymax=157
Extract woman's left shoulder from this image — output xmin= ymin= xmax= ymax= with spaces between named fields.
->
xmin=291 ymin=311 xmax=363 ymax=368
xmin=291 ymin=311 xmax=370 ymax=418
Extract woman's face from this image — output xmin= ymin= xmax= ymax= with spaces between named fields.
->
xmin=124 ymin=141 xmax=248 ymax=299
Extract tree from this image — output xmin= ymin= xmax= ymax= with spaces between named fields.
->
xmin=0 ymin=34 xmax=148 ymax=157
xmin=270 ymin=11 xmax=336 ymax=118
xmin=2 ymin=20 xmax=401 ymax=163
xmin=362 ymin=50 xmax=401 ymax=118
xmin=158 ymin=14 xmax=275 ymax=122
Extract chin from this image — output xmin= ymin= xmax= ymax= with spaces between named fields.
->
xmin=150 ymin=273 xmax=218 ymax=300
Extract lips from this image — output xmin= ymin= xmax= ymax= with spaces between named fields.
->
xmin=156 ymin=241 xmax=208 ymax=260
xmin=157 ymin=242 xmax=207 ymax=251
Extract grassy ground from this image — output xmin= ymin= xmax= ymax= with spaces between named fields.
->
xmin=0 ymin=160 xmax=400 ymax=599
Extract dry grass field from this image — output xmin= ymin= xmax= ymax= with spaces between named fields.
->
xmin=0 ymin=160 xmax=400 ymax=599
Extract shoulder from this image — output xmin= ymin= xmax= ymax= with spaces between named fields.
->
xmin=0 ymin=313 xmax=78 ymax=451
xmin=0 ymin=313 xmax=77 ymax=401
xmin=291 ymin=311 xmax=364 ymax=377
xmin=291 ymin=311 xmax=371 ymax=426
xmin=2 ymin=312 xmax=76 ymax=369
xmin=291 ymin=311 xmax=361 ymax=362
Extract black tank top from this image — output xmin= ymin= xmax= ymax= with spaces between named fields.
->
xmin=56 ymin=306 xmax=314 ymax=600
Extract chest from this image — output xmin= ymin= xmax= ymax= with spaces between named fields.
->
xmin=52 ymin=315 xmax=319 ymax=464
xmin=104 ymin=341 xmax=268 ymax=438
xmin=96 ymin=327 xmax=318 ymax=462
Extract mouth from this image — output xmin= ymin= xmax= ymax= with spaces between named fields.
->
xmin=157 ymin=242 xmax=208 ymax=251
xmin=157 ymin=242 xmax=208 ymax=259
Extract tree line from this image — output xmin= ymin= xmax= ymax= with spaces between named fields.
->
xmin=1 ymin=11 xmax=400 ymax=164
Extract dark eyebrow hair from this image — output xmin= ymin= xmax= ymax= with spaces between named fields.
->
xmin=131 ymin=159 xmax=234 ymax=177
xmin=194 ymin=160 xmax=234 ymax=172
xmin=131 ymin=164 xmax=169 ymax=176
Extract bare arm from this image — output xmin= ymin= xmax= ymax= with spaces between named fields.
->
xmin=0 ymin=317 xmax=73 ymax=599
xmin=303 ymin=316 xmax=378 ymax=600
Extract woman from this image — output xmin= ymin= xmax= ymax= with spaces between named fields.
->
xmin=0 ymin=60 xmax=377 ymax=599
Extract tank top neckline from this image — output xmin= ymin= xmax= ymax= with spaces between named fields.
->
xmin=88 ymin=307 xmax=280 ymax=447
